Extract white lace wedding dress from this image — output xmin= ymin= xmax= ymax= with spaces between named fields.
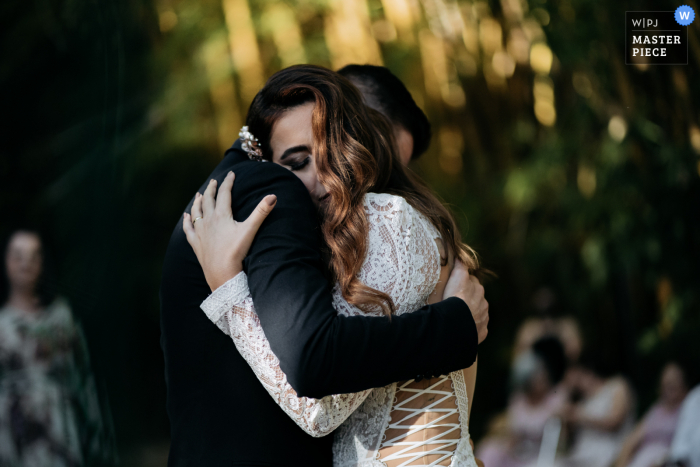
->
xmin=201 ymin=193 xmax=478 ymax=467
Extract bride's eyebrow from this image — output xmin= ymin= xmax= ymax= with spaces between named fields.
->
xmin=279 ymin=145 xmax=311 ymax=162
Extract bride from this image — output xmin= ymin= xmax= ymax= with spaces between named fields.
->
xmin=183 ymin=65 xmax=484 ymax=466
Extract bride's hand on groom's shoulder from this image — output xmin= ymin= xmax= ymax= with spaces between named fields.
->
xmin=183 ymin=171 xmax=278 ymax=291
xmin=443 ymin=260 xmax=489 ymax=344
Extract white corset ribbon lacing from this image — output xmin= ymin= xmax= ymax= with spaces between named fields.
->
xmin=379 ymin=374 xmax=461 ymax=467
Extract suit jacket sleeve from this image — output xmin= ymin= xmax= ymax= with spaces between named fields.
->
xmin=228 ymin=159 xmax=479 ymax=399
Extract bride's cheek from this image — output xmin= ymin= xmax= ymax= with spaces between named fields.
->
xmin=301 ymin=176 xmax=315 ymax=196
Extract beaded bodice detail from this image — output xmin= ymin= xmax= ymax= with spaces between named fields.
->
xmin=201 ymin=193 xmax=477 ymax=467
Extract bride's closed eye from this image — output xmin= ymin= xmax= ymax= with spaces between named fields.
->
xmin=288 ymin=155 xmax=311 ymax=172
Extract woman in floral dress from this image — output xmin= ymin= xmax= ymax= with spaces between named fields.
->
xmin=0 ymin=229 xmax=116 ymax=467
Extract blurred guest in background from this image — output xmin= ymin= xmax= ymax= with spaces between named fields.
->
xmin=338 ymin=64 xmax=432 ymax=165
xmin=666 ymin=383 xmax=700 ymax=467
xmin=616 ymin=362 xmax=688 ymax=467
xmin=558 ymin=349 xmax=635 ymax=467
xmin=477 ymin=336 xmax=568 ymax=467
xmin=513 ymin=288 xmax=583 ymax=364
xmin=514 ymin=316 xmax=582 ymax=365
xmin=0 ymin=229 xmax=115 ymax=467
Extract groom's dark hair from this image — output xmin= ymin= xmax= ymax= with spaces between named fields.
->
xmin=338 ymin=64 xmax=432 ymax=161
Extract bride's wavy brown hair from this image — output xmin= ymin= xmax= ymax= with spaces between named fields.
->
xmin=246 ymin=65 xmax=480 ymax=316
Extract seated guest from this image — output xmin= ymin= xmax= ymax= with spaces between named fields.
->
xmin=616 ymin=362 xmax=689 ymax=467
xmin=667 ymin=383 xmax=700 ymax=467
xmin=477 ymin=336 xmax=568 ymax=467
xmin=558 ymin=350 xmax=635 ymax=467
xmin=513 ymin=289 xmax=583 ymax=365
xmin=513 ymin=316 xmax=582 ymax=365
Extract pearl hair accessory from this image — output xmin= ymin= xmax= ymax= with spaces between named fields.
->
xmin=239 ymin=126 xmax=265 ymax=162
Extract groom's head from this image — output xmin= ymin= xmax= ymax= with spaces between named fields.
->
xmin=338 ymin=65 xmax=431 ymax=166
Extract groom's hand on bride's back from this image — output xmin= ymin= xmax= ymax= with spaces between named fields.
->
xmin=443 ymin=260 xmax=489 ymax=344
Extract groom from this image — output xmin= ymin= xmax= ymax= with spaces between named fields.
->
xmin=338 ymin=64 xmax=432 ymax=165
xmin=160 ymin=66 xmax=489 ymax=467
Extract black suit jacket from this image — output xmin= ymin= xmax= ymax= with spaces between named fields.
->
xmin=160 ymin=141 xmax=479 ymax=467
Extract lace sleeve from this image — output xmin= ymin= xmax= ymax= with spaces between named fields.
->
xmin=200 ymin=272 xmax=372 ymax=438
xmin=334 ymin=193 xmax=441 ymax=317
xmin=199 ymin=194 xmax=442 ymax=438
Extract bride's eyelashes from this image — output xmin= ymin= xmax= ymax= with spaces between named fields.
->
xmin=288 ymin=156 xmax=311 ymax=172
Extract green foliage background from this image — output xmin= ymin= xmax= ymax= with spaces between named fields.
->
xmin=1 ymin=0 xmax=698 ymax=462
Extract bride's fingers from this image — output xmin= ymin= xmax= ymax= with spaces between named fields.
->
xmin=202 ymin=179 xmax=217 ymax=216
xmin=243 ymin=195 xmax=277 ymax=236
xmin=215 ymin=172 xmax=235 ymax=218
xmin=191 ymin=192 xmax=203 ymax=222
xmin=182 ymin=213 xmax=197 ymax=248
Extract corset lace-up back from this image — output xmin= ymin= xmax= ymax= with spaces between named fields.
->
xmin=331 ymin=194 xmax=477 ymax=467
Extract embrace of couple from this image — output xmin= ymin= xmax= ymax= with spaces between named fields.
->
xmin=160 ymin=64 xmax=490 ymax=467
